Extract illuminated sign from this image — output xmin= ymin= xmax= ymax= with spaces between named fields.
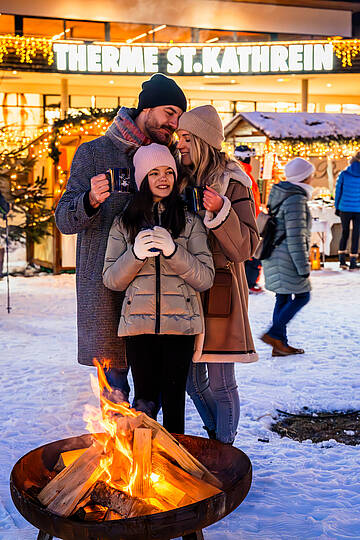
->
xmin=53 ymin=43 xmax=334 ymax=75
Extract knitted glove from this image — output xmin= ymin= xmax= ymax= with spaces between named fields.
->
xmin=152 ymin=226 xmax=176 ymax=257
xmin=133 ymin=229 xmax=160 ymax=260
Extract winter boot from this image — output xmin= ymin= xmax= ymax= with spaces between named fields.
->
xmin=349 ymin=254 xmax=360 ymax=271
xmin=338 ymin=250 xmax=348 ymax=269
xmin=203 ymin=426 xmax=217 ymax=440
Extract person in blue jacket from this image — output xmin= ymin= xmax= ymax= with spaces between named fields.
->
xmin=335 ymin=152 xmax=360 ymax=271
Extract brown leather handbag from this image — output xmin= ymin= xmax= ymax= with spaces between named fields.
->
xmin=203 ymin=265 xmax=233 ymax=318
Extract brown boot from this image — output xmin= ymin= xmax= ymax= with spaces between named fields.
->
xmin=272 ymin=347 xmax=294 ymax=357
xmin=261 ymin=334 xmax=295 ymax=355
xmin=286 ymin=344 xmax=305 ymax=354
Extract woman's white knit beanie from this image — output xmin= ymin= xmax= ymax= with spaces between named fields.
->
xmin=178 ymin=105 xmax=224 ymax=150
xmin=133 ymin=143 xmax=177 ymax=190
xmin=285 ymin=157 xmax=315 ymax=183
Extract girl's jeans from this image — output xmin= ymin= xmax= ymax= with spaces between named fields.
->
xmin=267 ymin=292 xmax=310 ymax=344
xmin=186 ymin=362 xmax=240 ymax=444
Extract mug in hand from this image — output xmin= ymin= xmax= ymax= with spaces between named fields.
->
xmin=140 ymin=226 xmax=160 ymax=252
xmin=184 ymin=186 xmax=206 ymax=213
xmin=106 ymin=168 xmax=131 ymax=193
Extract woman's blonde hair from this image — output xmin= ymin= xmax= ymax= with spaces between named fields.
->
xmin=180 ymin=133 xmax=237 ymax=192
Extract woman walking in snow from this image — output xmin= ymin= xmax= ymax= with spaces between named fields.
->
xmin=177 ymin=105 xmax=259 ymax=444
xmin=335 ymin=152 xmax=360 ymax=271
xmin=261 ymin=157 xmax=314 ymax=357
xmin=103 ymin=143 xmax=214 ymax=435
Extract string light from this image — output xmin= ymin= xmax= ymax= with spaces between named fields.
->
xmin=328 ymin=37 xmax=360 ymax=67
xmin=0 ymin=35 xmax=54 ymax=65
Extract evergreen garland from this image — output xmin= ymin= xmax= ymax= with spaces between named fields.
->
xmin=0 ymin=148 xmax=53 ymax=244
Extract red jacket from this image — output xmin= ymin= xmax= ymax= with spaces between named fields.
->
xmin=242 ymin=162 xmax=261 ymax=217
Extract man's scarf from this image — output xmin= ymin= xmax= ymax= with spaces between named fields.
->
xmin=105 ymin=107 xmax=151 ymax=150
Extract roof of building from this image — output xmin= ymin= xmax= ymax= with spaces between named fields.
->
xmin=224 ymin=112 xmax=360 ymax=140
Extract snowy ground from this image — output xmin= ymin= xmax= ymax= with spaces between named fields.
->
xmin=1 ymin=264 xmax=360 ymax=539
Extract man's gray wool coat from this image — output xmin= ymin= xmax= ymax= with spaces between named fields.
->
xmin=55 ymin=134 xmax=136 ymax=368
xmin=262 ymin=181 xmax=312 ymax=295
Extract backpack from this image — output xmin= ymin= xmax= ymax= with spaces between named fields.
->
xmin=253 ymin=202 xmax=286 ymax=260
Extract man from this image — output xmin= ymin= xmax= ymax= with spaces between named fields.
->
xmin=234 ymin=145 xmax=264 ymax=294
xmin=55 ymin=74 xmax=187 ymax=400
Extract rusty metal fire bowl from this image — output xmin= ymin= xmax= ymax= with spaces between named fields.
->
xmin=10 ymin=433 xmax=252 ymax=540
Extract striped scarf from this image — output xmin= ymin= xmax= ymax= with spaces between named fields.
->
xmin=105 ymin=107 xmax=151 ymax=150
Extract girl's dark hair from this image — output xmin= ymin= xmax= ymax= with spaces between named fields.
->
xmin=121 ymin=175 xmax=186 ymax=244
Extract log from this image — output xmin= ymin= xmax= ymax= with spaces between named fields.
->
xmin=75 ymin=504 xmax=107 ymax=522
xmin=90 ymin=481 xmax=159 ymax=518
xmin=38 ymin=442 xmax=104 ymax=507
xmin=54 ymin=449 xmax=87 ymax=472
xmin=132 ymin=428 xmax=152 ymax=498
xmin=116 ymin=412 xmax=222 ymax=489
xmin=46 ymin=459 xmax=104 ymax=517
xmin=152 ymin=453 xmax=222 ymax=502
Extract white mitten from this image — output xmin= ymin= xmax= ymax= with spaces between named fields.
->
xmin=152 ymin=226 xmax=176 ymax=257
xmin=133 ymin=229 xmax=160 ymax=260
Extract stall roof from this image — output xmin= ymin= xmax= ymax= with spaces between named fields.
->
xmin=224 ymin=112 xmax=360 ymax=140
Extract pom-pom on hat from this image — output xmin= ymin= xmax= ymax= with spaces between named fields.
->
xmin=178 ymin=105 xmax=224 ymax=150
xmin=133 ymin=143 xmax=177 ymax=190
xmin=137 ymin=74 xmax=187 ymax=113
xmin=284 ymin=157 xmax=315 ymax=183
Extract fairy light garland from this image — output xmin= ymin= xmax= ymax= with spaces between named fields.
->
xmin=268 ymin=139 xmax=360 ymax=160
xmin=0 ymin=35 xmax=54 ymax=65
xmin=328 ymin=38 xmax=360 ymax=67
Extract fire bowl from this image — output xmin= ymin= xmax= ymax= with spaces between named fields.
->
xmin=10 ymin=433 xmax=252 ymax=540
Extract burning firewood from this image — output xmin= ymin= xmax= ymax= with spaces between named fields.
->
xmin=132 ymin=428 xmax=152 ymax=498
xmin=90 ymin=481 xmax=159 ymax=518
xmin=38 ymin=441 xmax=105 ymax=517
xmin=74 ymin=503 xmax=107 ymax=521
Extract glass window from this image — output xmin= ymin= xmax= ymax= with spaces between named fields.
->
xmin=70 ymin=96 xmax=92 ymax=108
xmin=119 ymin=96 xmax=137 ymax=108
xmin=109 ymin=23 xmax=152 ymax=43
xmin=342 ymin=104 xmax=360 ymax=114
xmin=96 ymin=96 xmax=118 ymax=109
xmin=0 ymin=14 xmax=15 ymax=34
xmin=68 ymin=20 xmax=105 ymax=41
xmin=325 ymin=104 xmax=341 ymax=113
xmin=256 ymin=102 xmax=276 ymax=112
xmin=189 ymin=99 xmax=210 ymax=109
xmin=212 ymin=100 xmax=233 ymax=113
xmin=199 ymin=29 xmax=236 ymax=43
xmin=235 ymin=101 xmax=256 ymax=113
xmin=23 ymin=18 xmax=64 ymax=39
xmin=45 ymin=95 xmax=60 ymax=108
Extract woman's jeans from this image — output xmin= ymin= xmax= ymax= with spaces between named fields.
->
xmin=186 ymin=362 xmax=240 ymax=444
xmin=339 ymin=211 xmax=360 ymax=254
xmin=126 ymin=334 xmax=194 ymax=435
xmin=267 ymin=292 xmax=311 ymax=344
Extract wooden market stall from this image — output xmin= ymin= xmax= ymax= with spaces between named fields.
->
xmin=224 ymin=112 xmax=360 ymax=255
xmin=29 ymin=113 xmax=115 ymax=272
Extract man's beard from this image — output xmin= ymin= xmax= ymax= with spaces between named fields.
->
xmin=145 ymin=122 xmax=174 ymax=145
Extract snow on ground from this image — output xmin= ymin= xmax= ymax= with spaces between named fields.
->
xmin=1 ymin=264 xmax=360 ymax=539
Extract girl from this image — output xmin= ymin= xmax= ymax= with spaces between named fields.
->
xmin=177 ymin=105 xmax=259 ymax=444
xmin=261 ymin=157 xmax=314 ymax=356
xmin=103 ymin=143 xmax=214 ymax=435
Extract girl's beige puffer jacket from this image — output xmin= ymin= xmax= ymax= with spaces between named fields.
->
xmin=103 ymin=212 xmax=214 ymax=337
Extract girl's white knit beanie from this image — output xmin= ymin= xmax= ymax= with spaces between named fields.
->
xmin=133 ymin=143 xmax=177 ymax=189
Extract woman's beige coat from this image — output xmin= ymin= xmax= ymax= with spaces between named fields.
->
xmin=103 ymin=211 xmax=214 ymax=337
xmin=194 ymin=162 xmax=260 ymax=363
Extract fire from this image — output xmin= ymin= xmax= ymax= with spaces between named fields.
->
xmin=33 ymin=358 xmax=224 ymax=520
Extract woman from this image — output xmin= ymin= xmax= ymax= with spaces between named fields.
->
xmin=261 ymin=157 xmax=314 ymax=356
xmin=335 ymin=152 xmax=360 ymax=271
xmin=177 ymin=105 xmax=259 ymax=444
xmin=103 ymin=143 xmax=214 ymax=435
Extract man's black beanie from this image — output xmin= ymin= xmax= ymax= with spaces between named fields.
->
xmin=137 ymin=73 xmax=187 ymax=112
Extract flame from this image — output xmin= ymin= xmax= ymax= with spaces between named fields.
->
xmin=80 ymin=359 xmax=196 ymax=510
